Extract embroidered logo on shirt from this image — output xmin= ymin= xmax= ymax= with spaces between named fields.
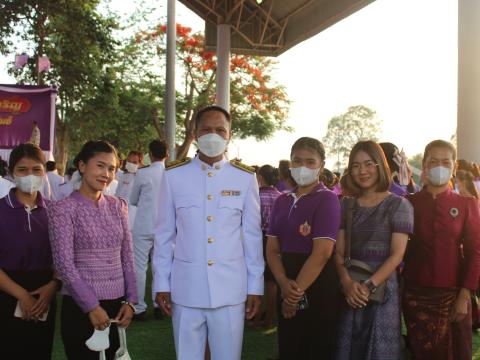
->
xmin=450 ymin=207 xmax=459 ymax=218
xmin=299 ymin=221 xmax=311 ymax=237
xmin=221 ymin=190 xmax=241 ymax=196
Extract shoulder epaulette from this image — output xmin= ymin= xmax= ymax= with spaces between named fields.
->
xmin=166 ymin=157 xmax=191 ymax=170
xmin=230 ymin=159 xmax=255 ymax=174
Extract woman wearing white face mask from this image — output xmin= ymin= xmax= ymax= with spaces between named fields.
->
xmin=266 ymin=137 xmax=341 ymax=359
xmin=0 ymin=143 xmax=59 ymax=359
xmin=403 ymin=140 xmax=480 ymax=360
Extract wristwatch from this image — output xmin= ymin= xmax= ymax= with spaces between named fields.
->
xmin=361 ymin=279 xmax=377 ymax=293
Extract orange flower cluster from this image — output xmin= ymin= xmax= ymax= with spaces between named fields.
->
xmin=136 ymin=23 xmax=284 ymax=113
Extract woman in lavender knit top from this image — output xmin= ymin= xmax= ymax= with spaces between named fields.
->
xmin=48 ymin=141 xmax=137 ymax=360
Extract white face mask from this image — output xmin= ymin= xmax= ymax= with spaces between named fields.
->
xmin=197 ymin=133 xmax=228 ymax=158
xmin=85 ymin=326 xmax=110 ymax=352
xmin=14 ymin=175 xmax=44 ymax=194
xmin=125 ymin=162 xmax=138 ymax=174
xmin=427 ymin=166 xmax=452 ymax=186
xmin=290 ymin=167 xmax=320 ymax=187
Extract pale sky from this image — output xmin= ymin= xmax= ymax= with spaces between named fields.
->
xmin=0 ymin=0 xmax=458 ymax=169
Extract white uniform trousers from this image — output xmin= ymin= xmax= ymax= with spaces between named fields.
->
xmin=172 ymin=303 xmax=245 ymax=360
xmin=133 ymin=233 xmax=156 ymax=314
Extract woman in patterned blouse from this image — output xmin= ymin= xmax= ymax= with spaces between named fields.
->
xmin=48 ymin=140 xmax=137 ymax=360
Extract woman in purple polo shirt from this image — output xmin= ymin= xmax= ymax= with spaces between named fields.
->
xmin=335 ymin=141 xmax=413 ymax=360
xmin=48 ymin=141 xmax=137 ymax=360
xmin=266 ymin=137 xmax=341 ymax=359
xmin=0 ymin=143 xmax=59 ymax=359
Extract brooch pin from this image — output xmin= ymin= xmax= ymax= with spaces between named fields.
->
xmin=299 ymin=221 xmax=312 ymax=237
xmin=450 ymin=208 xmax=459 ymax=218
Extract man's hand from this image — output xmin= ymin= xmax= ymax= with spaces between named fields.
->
xmin=155 ymin=292 xmax=172 ymax=316
xmin=245 ymin=295 xmax=262 ymax=320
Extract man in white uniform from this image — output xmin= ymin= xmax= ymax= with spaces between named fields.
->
xmin=0 ymin=158 xmax=13 ymax=198
xmin=115 ymin=150 xmax=142 ymax=200
xmin=116 ymin=151 xmax=143 ymax=227
xmin=0 ymin=175 xmax=14 ymax=198
xmin=130 ymin=140 xmax=168 ymax=320
xmin=153 ymin=106 xmax=264 ymax=360
xmin=46 ymin=161 xmax=64 ymax=200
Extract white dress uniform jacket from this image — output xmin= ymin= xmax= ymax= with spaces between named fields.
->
xmin=115 ymin=171 xmax=136 ymax=201
xmin=0 ymin=176 xmax=14 ymax=198
xmin=153 ymin=156 xmax=264 ymax=309
xmin=130 ymin=161 xmax=165 ymax=236
xmin=46 ymin=171 xmax=64 ymax=200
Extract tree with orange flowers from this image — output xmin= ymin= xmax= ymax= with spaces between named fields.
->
xmin=134 ymin=23 xmax=291 ymax=159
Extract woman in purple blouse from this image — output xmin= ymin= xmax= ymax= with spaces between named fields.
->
xmin=266 ymin=137 xmax=341 ymax=359
xmin=0 ymin=143 xmax=59 ymax=359
xmin=48 ymin=141 xmax=137 ymax=360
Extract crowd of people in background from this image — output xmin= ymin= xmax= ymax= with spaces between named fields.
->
xmin=0 ymin=105 xmax=479 ymax=360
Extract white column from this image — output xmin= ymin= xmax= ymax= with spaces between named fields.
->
xmin=457 ymin=0 xmax=480 ymax=163
xmin=216 ymin=24 xmax=231 ymax=111
xmin=166 ymin=0 xmax=177 ymax=161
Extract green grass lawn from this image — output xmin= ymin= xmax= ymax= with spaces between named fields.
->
xmin=51 ymin=301 xmax=277 ymax=360
xmin=50 ymin=267 xmax=480 ymax=359
xmin=50 ymin=300 xmax=480 ymax=360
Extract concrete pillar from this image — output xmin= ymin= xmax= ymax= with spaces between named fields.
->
xmin=166 ymin=0 xmax=176 ymax=161
xmin=216 ymin=24 xmax=231 ymax=111
xmin=457 ymin=0 xmax=480 ymax=162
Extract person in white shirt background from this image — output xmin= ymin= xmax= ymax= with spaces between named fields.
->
xmin=116 ymin=150 xmax=143 ymax=228
xmin=130 ymin=140 xmax=168 ymax=321
xmin=45 ymin=161 xmax=64 ymax=200
xmin=0 ymin=158 xmax=13 ymax=198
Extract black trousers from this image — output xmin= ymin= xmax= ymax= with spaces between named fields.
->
xmin=61 ymin=295 xmax=122 ymax=360
xmin=277 ymin=254 xmax=340 ymax=360
xmin=0 ymin=270 xmax=56 ymax=360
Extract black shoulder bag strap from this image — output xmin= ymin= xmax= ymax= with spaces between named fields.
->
xmin=344 ymin=197 xmax=355 ymax=268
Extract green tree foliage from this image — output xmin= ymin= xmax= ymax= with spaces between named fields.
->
xmin=1 ymin=3 xmax=292 ymax=163
xmin=0 ymin=0 xmax=118 ymax=167
xmin=322 ymin=105 xmax=382 ymax=170
xmin=135 ymin=24 xmax=292 ymax=158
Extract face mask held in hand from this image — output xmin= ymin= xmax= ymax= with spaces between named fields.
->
xmin=197 ymin=133 xmax=228 ymax=158
xmin=290 ymin=167 xmax=320 ymax=187
xmin=14 ymin=175 xmax=44 ymax=194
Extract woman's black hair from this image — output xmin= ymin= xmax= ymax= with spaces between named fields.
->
xmin=8 ymin=143 xmax=46 ymax=174
xmin=258 ymin=165 xmax=279 ymax=186
xmin=290 ymin=137 xmax=326 ymax=161
xmin=73 ymin=140 xmax=119 ymax=171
